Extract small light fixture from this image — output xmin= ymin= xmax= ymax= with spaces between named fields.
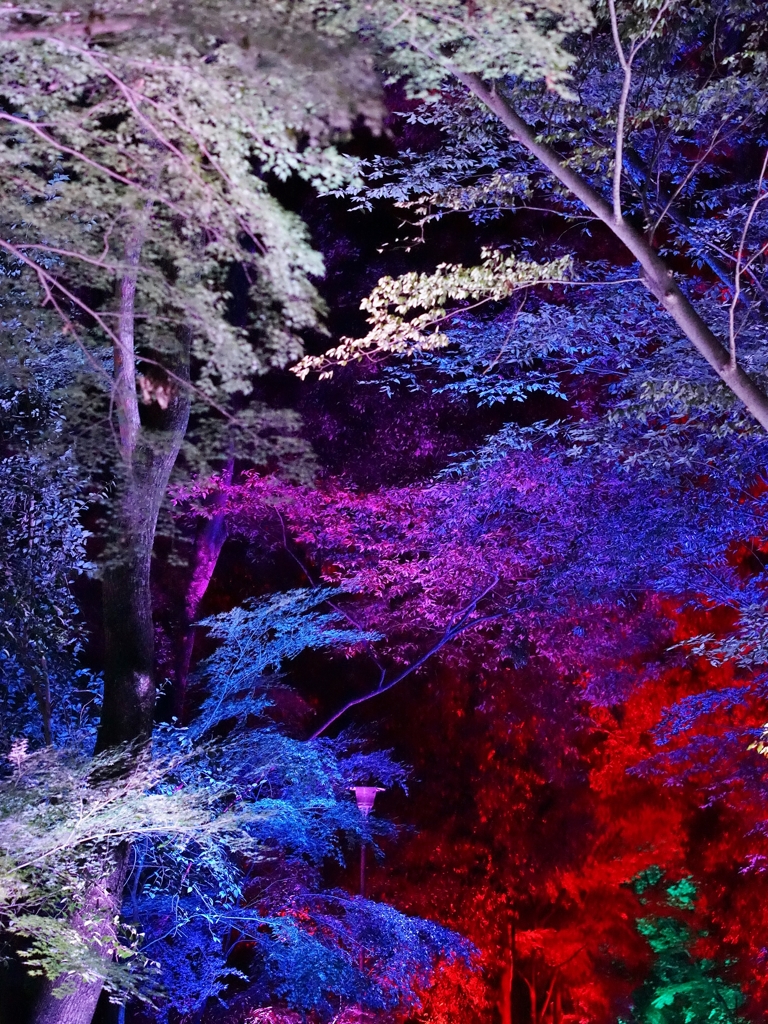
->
xmin=350 ymin=785 xmax=385 ymax=818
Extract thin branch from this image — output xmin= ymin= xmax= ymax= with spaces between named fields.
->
xmin=0 ymin=112 xmax=186 ymax=217
xmin=15 ymin=241 xmax=120 ymax=271
xmin=607 ymin=0 xmax=672 ymax=225
xmin=539 ymin=968 xmax=559 ymax=1022
xmin=310 ymin=576 xmax=501 ymax=739
xmin=607 ymin=0 xmax=631 ymax=223
xmin=0 ymin=237 xmax=119 ymax=375
xmin=730 ymin=149 xmax=768 ymax=368
xmin=58 ymin=42 xmax=268 ymax=255
xmin=650 ymin=121 xmax=731 ymax=240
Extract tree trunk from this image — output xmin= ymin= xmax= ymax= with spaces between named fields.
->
xmin=174 ymin=457 xmax=234 ymax=723
xmin=32 ymin=980 xmax=104 ymax=1024
xmin=96 ymin=204 xmax=190 ymax=751
xmin=457 ymin=72 xmax=768 ymax=434
xmin=498 ymin=923 xmax=514 ymax=1024
xmin=34 ymin=201 xmax=189 ymax=1024
xmin=32 ymin=851 xmax=129 ymax=1024
xmin=524 ymin=968 xmax=537 ymax=1024
xmin=97 ymin=363 xmax=190 ymax=750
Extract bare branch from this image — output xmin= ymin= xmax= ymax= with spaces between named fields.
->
xmin=310 ymin=576 xmax=501 ymax=740
xmin=729 ymin=149 xmax=768 ymax=368
xmin=607 ymin=0 xmax=672 ymax=225
xmin=607 ymin=0 xmax=630 ymax=223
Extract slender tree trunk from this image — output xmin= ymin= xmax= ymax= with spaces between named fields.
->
xmin=174 ymin=457 xmax=234 ymax=723
xmin=98 ymin=400 xmax=189 ymax=749
xmin=456 ymin=73 xmax=768 ymax=433
xmin=498 ymin=922 xmax=514 ymax=1024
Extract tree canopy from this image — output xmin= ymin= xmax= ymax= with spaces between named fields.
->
xmin=5 ymin=3 xmax=768 ymax=1024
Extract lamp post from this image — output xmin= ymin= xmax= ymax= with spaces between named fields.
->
xmin=349 ymin=786 xmax=384 ymax=898
xmin=350 ymin=786 xmax=384 ymax=975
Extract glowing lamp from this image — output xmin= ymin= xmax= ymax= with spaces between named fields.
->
xmin=350 ymin=785 xmax=384 ymax=817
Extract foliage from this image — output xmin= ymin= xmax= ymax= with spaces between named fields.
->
xmin=0 ymin=0 xmax=380 ymax=375
xmin=318 ymin=0 xmax=768 ymax=443
xmin=626 ymin=870 xmax=745 ymax=1024
xmin=0 ymin=582 xmax=462 ymax=1018
xmin=192 ymin=587 xmax=382 ymax=735
xmin=321 ymin=0 xmax=594 ymax=97
xmin=0 ymin=361 xmax=99 ymax=748
xmin=293 ymin=248 xmax=573 ymax=379
xmin=10 ymin=2 xmax=768 ymax=1021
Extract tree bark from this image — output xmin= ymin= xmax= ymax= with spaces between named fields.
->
xmin=32 ymin=851 xmax=129 ymax=1024
xmin=96 ymin=213 xmax=190 ymax=751
xmin=174 ymin=457 xmax=234 ymax=723
xmin=98 ymin=395 xmax=189 ymax=750
xmin=456 ymin=73 xmax=768 ymax=433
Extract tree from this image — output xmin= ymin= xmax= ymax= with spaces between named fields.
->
xmin=299 ymin=0 xmax=768 ymax=435
xmin=0 ymin=584 xmax=467 ymax=1023
xmin=10 ymin=3 xmax=768 ymax=1020
xmin=0 ymin=0 xmax=387 ymax=750
xmin=180 ymin=295 xmax=768 ymax=1018
xmin=0 ymin=4 xmax=381 ymax=1022
xmin=0 ymin=1 xmax=384 ymax=1016
xmin=626 ymin=870 xmax=744 ymax=1024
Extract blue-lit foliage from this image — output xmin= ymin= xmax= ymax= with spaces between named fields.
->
xmin=0 ymin=585 xmax=464 ymax=1020
xmin=192 ymin=587 xmax=382 ymax=735
xmin=0 ymin=552 xmax=466 ymax=1024
xmin=121 ymin=591 xmax=461 ymax=1019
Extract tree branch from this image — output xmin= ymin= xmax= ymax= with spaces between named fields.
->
xmin=607 ymin=0 xmax=631 ymax=224
xmin=0 ymin=112 xmax=186 ymax=217
xmin=454 ymin=72 xmax=768 ymax=433
xmin=730 ymin=150 xmax=768 ymax=368
xmin=309 ymin=576 xmax=501 ymax=739
xmin=607 ymin=0 xmax=671 ymax=224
